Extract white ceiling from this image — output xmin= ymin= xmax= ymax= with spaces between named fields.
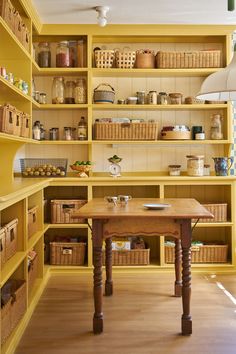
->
xmin=32 ymin=0 xmax=236 ymax=25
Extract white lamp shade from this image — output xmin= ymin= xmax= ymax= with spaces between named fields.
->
xmin=196 ymin=50 xmax=236 ymax=101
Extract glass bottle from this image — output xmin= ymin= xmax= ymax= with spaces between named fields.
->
xmin=38 ymin=42 xmax=51 ymax=68
xmin=78 ymin=116 xmax=87 ymax=140
xmin=56 ymin=41 xmax=70 ymax=68
xmin=136 ymin=91 xmax=145 ymax=104
xmin=65 ymin=80 xmax=75 ymax=104
xmin=74 ymin=78 xmax=86 ymax=104
xmin=32 ymin=121 xmax=41 ymax=140
xmin=52 ymin=77 xmax=65 ymax=104
xmin=69 ymin=41 xmax=77 ymax=67
xmin=77 ymin=39 xmax=84 ymax=67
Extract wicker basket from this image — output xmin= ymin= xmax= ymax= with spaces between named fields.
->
xmin=28 ymin=253 xmax=38 ymax=293
xmin=13 ymin=9 xmax=23 ymax=42
xmin=51 ymin=199 xmax=87 ymax=224
xmin=192 ymin=203 xmax=227 ymax=223
xmin=0 ymin=0 xmax=15 ymax=31
xmin=165 ymin=244 xmax=228 ymax=263
xmin=5 ymin=218 xmax=18 ymax=262
xmin=135 ymin=50 xmax=155 ymax=68
xmin=156 ymin=50 xmax=221 ymax=68
xmin=20 ymin=158 xmax=68 ymax=177
xmin=13 ymin=109 xmax=22 ymax=136
xmin=93 ymin=122 xmax=158 ymax=140
xmin=116 ymin=50 xmax=136 ymax=68
xmin=28 ymin=205 xmax=38 ymax=239
xmin=0 ymin=104 xmax=16 ymax=135
xmin=0 ymin=226 xmax=6 ymax=268
xmin=93 ymin=83 xmax=115 ymax=104
xmin=94 ymin=49 xmax=115 ymax=68
xmin=102 ymin=249 xmax=150 ymax=266
xmin=50 ymin=242 xmax=86 ymax=265
xmin=20 ymin=112 xmax=30 ymax=138
xmin=21 ymin=23 xmax=30 ymax=52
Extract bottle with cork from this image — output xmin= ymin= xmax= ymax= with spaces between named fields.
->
xmin=78 ymin=116 xmax=87 ymax=140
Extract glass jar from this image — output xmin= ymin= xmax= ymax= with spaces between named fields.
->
xmin=38 ymin=42 xmax=51 ymax=68
xmin=169 ymin=93 xmax=182 ymax=104
xmin=65 ymin=80 xmax=75 ymax=104
xmin=69 ymin=41 xmax=77 ymax=67
xmin=186 ymin=155 xmax=204 ymax=176
xmin=74 ymin=78 xmax=86 ymax=104
xmin=56 ymin=41 xmax=70 ymax=68
xmin=148 ymin=91 xmax=157 ymax=105
xmin=39 ymin=92 xmax=47 ymax=104
xmin=158 ymin=92 xmax=168 ymax=105
xmin=77 ymin=39 xmax=84 ymax=67
xmin=204 ymin=164 xmax=210 ymax=176
xmin=210 ymin=113 xmax=223 ymax=140
xmin=78 ymin=116 xmax=87 ymax=140
xmin=168 ymin=165 xmax=181 ymax=176
xmin=52 ymin=77 xmax=65 ymax=104
xmin=40 ymin=124 xmax=46 ymax=140
xmin=136 ymin=91 xmax=145 ymax=104
xmin=32 ymin=121 xmax=41 ymax=140
xmin=49 ymin=127 xmax=59 ymax=140
xmin=63 ymin=127 xmax=74 ymax=140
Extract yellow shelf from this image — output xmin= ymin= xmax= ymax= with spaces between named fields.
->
xmin=92 ymin=139 xmax=231 ymax=145
xmin=0 ymin=133 xmax=38 ymax=144
xmin=0 ymin=77 xmax=31 ymax=103
xmin=28 ymin=230 xmax=45 ymax=250
xmin=32 ymin=103 xmax=88 ymax=110
xmin=92 ymin=68 xmax=221 ymax=78
xmin=39 ymin=140 xmax=91 ymax=145
xmin=92 ymin=103 xmax=228 ymax=110
xmin=1 ymin=252 xmax=26 ymax=287
xmin=32 ymin=61 xmax=88 ymax=76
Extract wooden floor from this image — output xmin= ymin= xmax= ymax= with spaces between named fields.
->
xmin=16 ymin=272 xmax=236 ymax=354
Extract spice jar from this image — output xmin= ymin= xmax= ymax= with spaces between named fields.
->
xmin=38 ymin=42 xmax=51 ymax=68
xmin=210 ymin=113 xmax=223 ymax=140
xmin=56 ymin=41 xmax=70 ymax=67
xmin=52 ymin=77 xmax=65 ymax=104
xmin=186 ymin=155 xmax=204 ymax=176
xmin=63 ymin=127 xmax=74 ymax=140
xmin=169 ymin=93 xmax=182 ymax=104
xmin=157 ymin=92 xmax=168 ymax=105
xmin=74 ymin=78 xmax=86 ymax=104
xmin=168 ymin=165 xmax=181 ymax=176
xmin=136 ymin=91 xmax=145 ymax=104
xmin=148 ymin=91 xmax=157 ymax=105
xmin=65 ymin=80 xmax=75 ymax=104
xmin=49 ymin=127 xmax=59 ymax=140
xmin=32 ymin=121 xmax=41 ymax=140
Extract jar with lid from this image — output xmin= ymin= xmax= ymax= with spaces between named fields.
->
xmin=32 ymin=121 xmax=41 ymax=140
xmin=78 ymin=116 xmax=87 ymax=140
xmin=38 ymin=42 xmax=51 ymax=68
xmin=65 ymin=80 xmax=75 ymax=104
xmin=136 ymin=91 xmax=145 ymax=104
xmin=148 ymin=91 xmax=157 ymax=105
xmin=77 ymin=39 xmax=84 ymax=67
xmin=204 ymin=164 xmax=210 ymax=176
xmin=168 ymin=165 xmax=181 ymax=176
xmin=40 ymin=124 xmax=46 ymax=140
xmin=158 ymin=92 xmax=169 ymax=105
xmin=56 ymin=41 xmax=70 ymax=67
xmin=210 ymin=113 xmax=223 ymax=140
xmin=69 ymin=41 xmax=77 ymax=67
xmin=52 ymin=77 xmax=65 ymax=104
xmin=186 ymin=155 xmax=204 ymax=176
xmin=63 ymin=127 xmax=75 ymax=140
xmin=49 ymin=127 xmax=59 ymax=140
xmin=169 ymin=93 xmax=182 ymax=105
xmin=74 ymin=78 xmax=86 ymax=104
xmin=39 ymin=92 xmax=47 ymax=104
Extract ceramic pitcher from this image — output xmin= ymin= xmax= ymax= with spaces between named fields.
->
xmin=213 ymin=157 xmax=233 ymax=176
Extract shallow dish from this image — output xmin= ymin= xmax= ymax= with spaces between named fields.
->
xmin=143 ymin=203 xmax=171 ymax=210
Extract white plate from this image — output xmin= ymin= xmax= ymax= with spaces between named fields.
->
xmin=143 ymin=203 xmax=171 ymax=210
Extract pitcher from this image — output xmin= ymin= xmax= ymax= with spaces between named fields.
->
xmin=213 ymin=157 xmax=233 ymax=176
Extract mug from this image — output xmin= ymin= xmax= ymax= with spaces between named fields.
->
xmin=117 ymin=195 xmax=132 ymax=204
xmin=104 ymin=196 xmax=118 ymax=205
xmin=213 ymin=157 xmax=233 ymax=176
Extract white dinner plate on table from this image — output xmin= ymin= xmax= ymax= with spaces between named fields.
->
xmin=143 ymin=203 xmax=171 ymax=210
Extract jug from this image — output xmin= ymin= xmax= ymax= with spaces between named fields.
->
xmin=212 ymin=157 xmax=233 ymax=176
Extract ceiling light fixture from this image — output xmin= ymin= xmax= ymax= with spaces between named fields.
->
xmin=196 ymin=44 xmax=236 ymax=101
xmin=95 ymin=6 xmax=109 ymax=27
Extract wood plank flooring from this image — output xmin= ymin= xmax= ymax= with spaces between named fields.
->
xmin=15 ymin=272 xmax=236 ymax=354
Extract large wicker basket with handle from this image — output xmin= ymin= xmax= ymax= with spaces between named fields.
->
xmin=93 ymin=83 xmax=115 ymax=104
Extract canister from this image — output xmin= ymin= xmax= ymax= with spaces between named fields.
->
xmin=168 ymin=164 xmax=181 ymax=176
xmin=136 ymin=91 xmax=145 ymax=104
xmin=148 ymin=91 xmax=157 ymax=105
xmin=186 ymin=155 xmax=204 ymax=176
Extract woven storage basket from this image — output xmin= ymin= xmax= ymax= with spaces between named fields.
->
xmin=165 ymin=244 xmax=228 ymax=263
xmin=93 ymin=83 xmax=115 ymax=104
xmin=28 ymin=254 xmax=38 ymax=293
xmin=20 ymin=112 xmax=30 ymax=138
xmin=102 ymin=249 xmax=150 ymax=266
xmin=1 ymin=297 xmax=11 ymax=344
xmin=156 ymin=50 xmax=221 ymax=68
xmin=192 ymin=203 xmax=227 ymax=223
xmin=11 ymin=280 xmax=27 ymax=331
xmin=13 ymin=9 xmax=23 ymax=42
xmin=0 ymin=226 xmax=6 ymax=268
xmin=116 ymin=50 xmax=136 ymax=68
xmin=21 ymin=23 xmax=30 ymax=52
xmin=50 ymin=242 xmax=86 ymax=265
xmin=0 ymin=0 xmax=15 ymax=31
xmin=5 ymin=218 xmax=18 ymax=262
xmin=0 ymin=104 xmax=16 ymax=135
xmin=93 ymin=122 xmax=158 ymax=140
xmin=135 ymin=50 xmax=155 ymax=68
xmin=13 ymin=109 xmax=22 ymax=136
xmin=94 ymin=49 xmax=115 ymax=68
xmin=51 ymin=199 xmax=87 ymax=223
xmin=28 ymin=205 xmax=38 ymax=239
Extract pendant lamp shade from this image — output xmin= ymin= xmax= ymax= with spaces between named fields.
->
xmin=196 ymin=45 xmax=236 ymax=101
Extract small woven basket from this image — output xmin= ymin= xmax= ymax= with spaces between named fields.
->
xmin=93 ymin=83 xmax=115 ymax=104
xmin=116 ymin=50 xmax=136 ymax=68
xmin=94 ymin=49 xmax=115 ymax=68
xmin=135 ymin=50 xmax=156 ymax=68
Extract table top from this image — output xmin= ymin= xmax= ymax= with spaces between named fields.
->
xmin=73 ymin=198 xmax=214 ymax=220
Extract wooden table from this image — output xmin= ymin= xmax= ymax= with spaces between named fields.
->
xmin=74 ymin=198 xmax=213 ymax=336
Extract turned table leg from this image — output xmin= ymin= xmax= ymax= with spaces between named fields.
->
xmin=181 ymin=219 xmax=192 ymax=335
xmin=105 ymin=237 xmax=113 ymax=296
xmin=174 ymin=238 xmax=182 ymax=297
xmin=92 ymin=220 xmax=103 ymax=334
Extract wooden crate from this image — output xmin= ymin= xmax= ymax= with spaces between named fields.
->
xmin=93 ymin=122 xmax=158 ymax=140
xmin=193 ymin=203 xmax=227 ymax=223
xmin=165 ymin=244 xmax=228 ymax=263
xmin=5 ymin=218 xmax=18 ymax=262
xmin=0 ymin=0 xmax=15 ymax=31
xmin=28 ymin=205 xmax=38 ymax=239
xmin=51 ymin=199 xmax=87 ymax=223
xmin=102 ymin=249 xmax=150 ymax=266
xmin=0 ymin=104 xmax=16 ymax=135
xmin=0 ymin=227 xmax=6 ymax=267
xmin=50 ymin=242 xmax=86 ymax=265
xmin=156 ymin=50 xmax=221 ymax=68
